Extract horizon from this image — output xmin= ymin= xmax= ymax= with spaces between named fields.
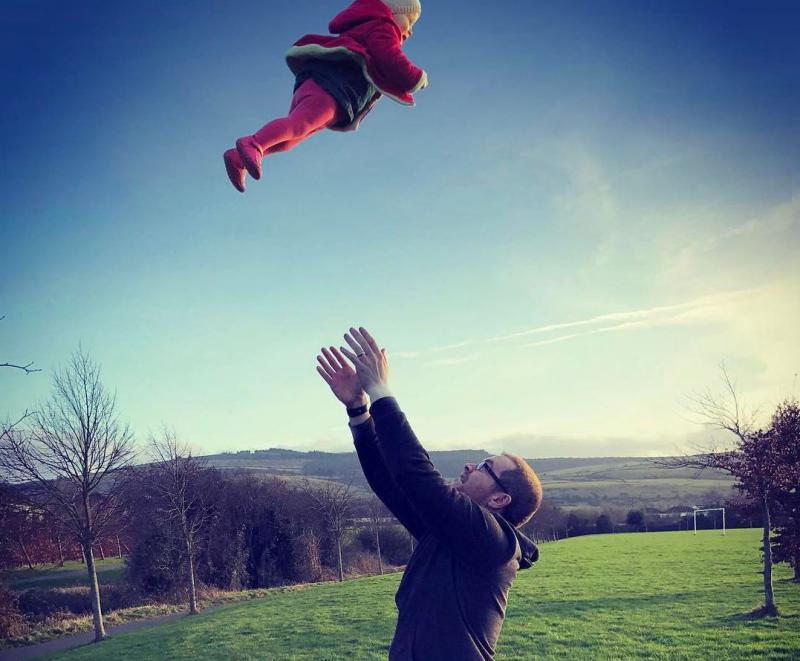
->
xmin=2 ymin=1 xmax=798 ymax=459
xmin=186 ymin=445 xmax=703 ymax=462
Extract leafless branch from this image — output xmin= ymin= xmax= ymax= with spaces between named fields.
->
xmin=0 ymin=361 xmax=41 ymax=374
xmin=1 ymin=315 xmax=41 ymax=373
xmin=659 ymin=365 xmax=757 ymax=475
xmin=0 ymin=348 xmax=135 ymax=540
xmin=685 ymin=364 xmax=758 ymax=443
xmin=1 ymin=410 xmax=35 ymax=442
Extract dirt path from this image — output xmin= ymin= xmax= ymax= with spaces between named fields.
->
xmin=0 ymin=609 xmax=207 ymax=660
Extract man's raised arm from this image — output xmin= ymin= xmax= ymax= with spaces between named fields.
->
xmin=316 ymin=346 xmax=427 ymax=539
xmin=349 ymin=415 xmax=427 ymax=539
xmin=340 ymin=329 xmax=514 ymax=566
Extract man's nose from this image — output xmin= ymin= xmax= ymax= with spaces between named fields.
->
xmin=465 ymin=463 xmax=476 ymax=472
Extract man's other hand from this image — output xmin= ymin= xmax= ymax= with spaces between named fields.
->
xmin=316 ymin=346 xmax=368 ymax=408
xmin=341 ymin=327 xmax=392 ymax=401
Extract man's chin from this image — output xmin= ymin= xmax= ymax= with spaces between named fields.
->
xmin=452 ymin=480 xmax=463 ymax=491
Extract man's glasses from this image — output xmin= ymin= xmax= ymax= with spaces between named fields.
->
xmin=477 ymin=460 xmax=509 ymax=494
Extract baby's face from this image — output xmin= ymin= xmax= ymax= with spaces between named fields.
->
xmin=392 ymin=12 xmax=418 ymax=40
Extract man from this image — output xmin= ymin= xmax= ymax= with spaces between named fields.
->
xmin=316 ymin=326 xmax=542 ymax=660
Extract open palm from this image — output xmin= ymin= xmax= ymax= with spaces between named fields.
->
xmin=316 ymin=346 xmax=366 ymax=408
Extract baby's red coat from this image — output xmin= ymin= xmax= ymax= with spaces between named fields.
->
xmin=285 ymin=0 xmax=426 ymax=108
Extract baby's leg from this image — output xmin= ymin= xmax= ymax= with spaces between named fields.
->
xmin=265 ymin=137 xmax=303 ymax=155
xmin=265 ymin=125 xmax=327 ymax=154
xmin=237 ymin=79 xmax=340 ymax=178
xmin=255 ymin=80 xmax=339 ymax=149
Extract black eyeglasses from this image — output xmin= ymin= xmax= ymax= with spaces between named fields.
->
xmin=477 ymin=460 xmax=508 ymax=494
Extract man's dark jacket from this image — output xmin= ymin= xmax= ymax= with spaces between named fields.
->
xmin=350 ymin=397 xmax=539 ymax=660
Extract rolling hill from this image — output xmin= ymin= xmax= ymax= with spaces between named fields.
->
xmin=202 ymin=449 xmax=736 ymax=510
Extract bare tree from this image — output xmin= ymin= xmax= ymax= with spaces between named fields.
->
xmin=0 ymin=348 xmax=134 ymax=641
xmin=366 ymin=495 xmax=389 ymax=575
xmin=658 ymin=366 xmax=778 ymax=616
xmin=303 ymin=480 xmax=354 ymax=582
xmin=146 ymin=429 xmax=210 ymax=614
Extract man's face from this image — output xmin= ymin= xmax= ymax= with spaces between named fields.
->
xmin=453 ymin=455 xmax=515 ymax=508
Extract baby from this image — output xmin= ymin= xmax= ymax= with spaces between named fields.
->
xmin=224 ymin=0 xmax=427 ymax=193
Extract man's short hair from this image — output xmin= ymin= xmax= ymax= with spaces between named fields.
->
xmin=499 ymin=453 xmax=542 ymax=528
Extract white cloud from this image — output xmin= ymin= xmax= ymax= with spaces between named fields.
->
xmin=659 ymin=196 xmax=800 ymax=296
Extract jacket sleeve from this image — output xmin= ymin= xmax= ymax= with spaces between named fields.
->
xmin=365 ymin=23 xmax=426 ymax=93
xmin=370 ymin=398 xmax=514 ymax=566
xmin=350 ymin=416 xmax=428 ymax=540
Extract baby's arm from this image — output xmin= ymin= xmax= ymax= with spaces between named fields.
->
xmin=367 ymin=23 xmax=427 ymax=93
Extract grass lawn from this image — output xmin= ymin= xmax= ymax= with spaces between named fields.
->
xmin=10 ymin=558 xmax=126 ymax=591
xmin=46 ymin=529 xmax=799 ymax=660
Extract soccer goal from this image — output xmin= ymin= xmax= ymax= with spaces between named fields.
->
xmin=690 ymin=506 xmax=726 ymax=535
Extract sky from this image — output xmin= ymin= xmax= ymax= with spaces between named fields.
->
xmin=1 ymin=1 xmax=798 ymax=459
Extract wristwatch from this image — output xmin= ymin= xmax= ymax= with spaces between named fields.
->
xmin=346 ymin=404 xmax=368 ymax=417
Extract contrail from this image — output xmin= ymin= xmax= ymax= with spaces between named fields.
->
xmin=395 ymin=287 xmax=755 ymax=358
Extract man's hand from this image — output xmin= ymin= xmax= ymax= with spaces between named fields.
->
xmin=340 ymin=327 xmax=392 ymax=402
xmin=316 ymin=346 xmax=368 ymax=408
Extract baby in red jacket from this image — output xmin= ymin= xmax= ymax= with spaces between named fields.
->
xmin=224 ymin=0 xmax=427 ymax=193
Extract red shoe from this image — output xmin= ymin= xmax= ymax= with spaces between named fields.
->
xmin=224 ymin=149 xmax=247 ymax=193
xmin=236 ymin=136 xmax=264 ymax=180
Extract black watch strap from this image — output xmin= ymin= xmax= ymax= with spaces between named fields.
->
xmin=346 ymin=404 xmax=368 ymax=417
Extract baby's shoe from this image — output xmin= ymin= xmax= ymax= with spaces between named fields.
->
xmin=236 ymin=136 xmax=264 ymax=180
xmin=224 ymin=149 xmax=247 ymax=193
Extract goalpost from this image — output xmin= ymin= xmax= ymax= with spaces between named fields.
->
xmin=690 ymin=506 xmax=726 ymax=536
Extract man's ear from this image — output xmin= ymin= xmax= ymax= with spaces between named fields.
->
xmin=489 ymin=492 xmax=511 ymax=510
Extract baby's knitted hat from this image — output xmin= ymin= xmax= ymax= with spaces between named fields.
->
xmin=382 ymin=0 xmax=421 ymax=18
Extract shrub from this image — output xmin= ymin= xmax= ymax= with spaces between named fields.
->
xmin=125 ymin=526 xmax=185 ymax=600
xmin=345 ymin=552 xmax=381 ymax=577
xmin=295 ymin=529 xmax=324 ymax=583
xmin=0 ymin=583 xmax=27 ymax=639
xmin=375 ymin=525 xmax=413 ymax=566
xmin=596 ymin=514 xmax=614 ymax=534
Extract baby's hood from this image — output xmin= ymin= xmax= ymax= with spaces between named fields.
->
xmin=514 ymin=527 xmax=540 ymax=570
xmin=329 ymin=0 xmax=394 ymax=34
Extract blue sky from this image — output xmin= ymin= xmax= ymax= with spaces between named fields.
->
xmin=2 ymin=0 xmax=798 ymax=457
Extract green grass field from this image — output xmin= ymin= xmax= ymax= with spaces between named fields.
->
xmin=10 ymin=558 xmax=125 ymax=591
xmin=46 ymin=530 xmax=799 ymax=660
